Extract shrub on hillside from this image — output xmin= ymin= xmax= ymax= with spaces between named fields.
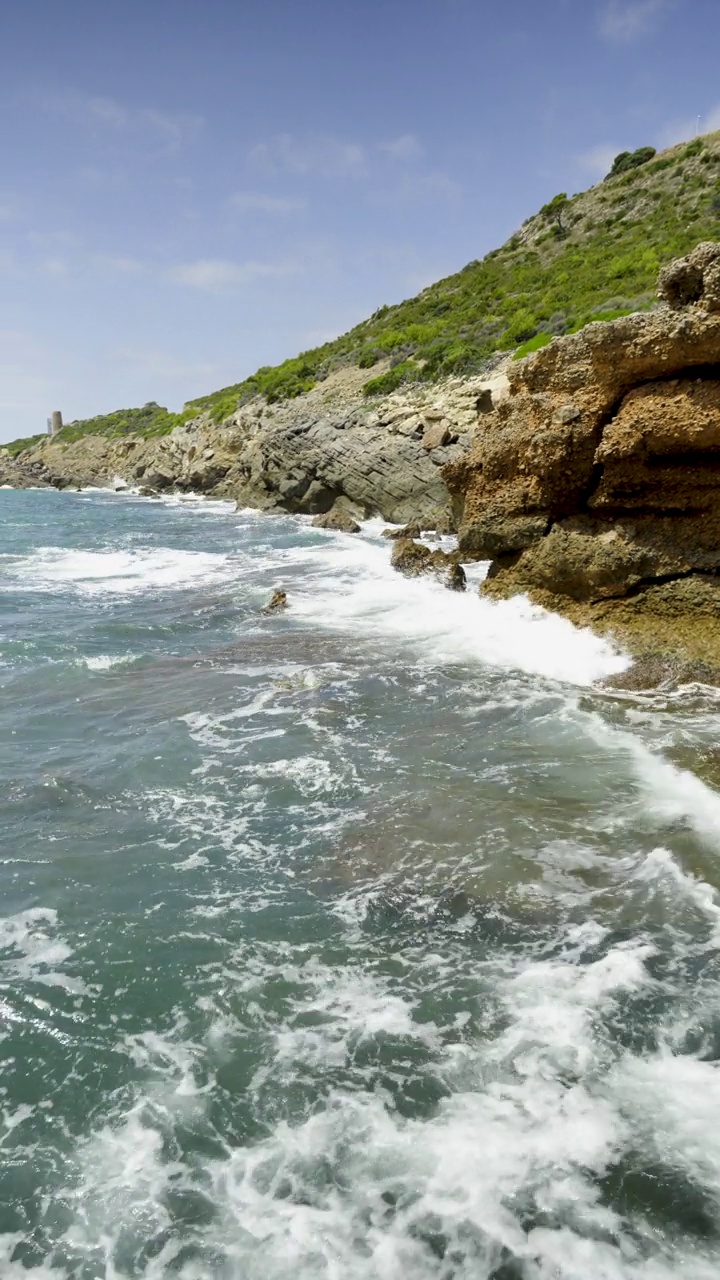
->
xmin=362 ymin=362 xmax=416 ymax=397
xmin=606 ymin=147 xmax=656 ymax=179
xmin=539 ymin=193 xmax=569 ymax=236
xmin=358 ymin=348 xmax=380 ymax=368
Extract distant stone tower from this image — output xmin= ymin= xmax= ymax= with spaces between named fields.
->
xmin=51 ymin=410 xmax=63 ymax=436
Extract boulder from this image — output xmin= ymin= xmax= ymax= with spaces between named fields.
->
xmin=657 ymin=241 xmax=720 ymax=310
xmin=382 ymin=522 xmax=423 ymax=540
xmin=311 ymin=506 xmax=361 ymax=533
xmin=390 ymin=537 xmax=466 ymax=591
xmin=422 ymin=422 xmax=453 ymax=450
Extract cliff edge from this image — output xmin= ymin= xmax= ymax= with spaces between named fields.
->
xmin=444 ymin=242 xmax=720 ymax=674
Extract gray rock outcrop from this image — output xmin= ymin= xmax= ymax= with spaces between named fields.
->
xmin=1 ymin=367 xmax=507 ymax=527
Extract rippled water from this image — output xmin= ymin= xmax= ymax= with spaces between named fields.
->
xmin=2 ymin=488 xmax=720 ymax=1278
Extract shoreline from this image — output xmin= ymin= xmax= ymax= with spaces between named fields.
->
xmin=2 ymin=482 xmax=638 ymax=691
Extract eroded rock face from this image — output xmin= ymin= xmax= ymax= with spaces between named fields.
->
xmin=1 ymin=369 xmax=505 ymax=528
xmin=444 ymin=242 xmax=720 ymax=651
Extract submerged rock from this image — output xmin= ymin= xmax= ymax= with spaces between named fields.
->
xmin=262 ymin=589 xmax=288 ymax=614
xmin=390 ymin=537 xmax=466 ymax=591
xmin=382 ymin=522 xmax=423 ymax=540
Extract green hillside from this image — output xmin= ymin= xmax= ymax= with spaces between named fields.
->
xmin=9 ymin=131 xmax=720 ymax=452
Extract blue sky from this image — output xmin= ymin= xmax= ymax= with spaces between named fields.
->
xmin=0 ymin=0 xmax=717 ymax=441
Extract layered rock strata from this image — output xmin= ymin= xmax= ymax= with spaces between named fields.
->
xmin=0 ymin=370 xmax=505 ymax=529
xmin=443 ymin=242 xmax=720 ymax=666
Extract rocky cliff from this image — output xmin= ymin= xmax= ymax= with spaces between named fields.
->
xmin=444 ymin=242 xmax=720 ymax=671
xmin=5 ymin=243 xmax=720 ymax=676
xmin=0 ymin=366 xmax=501 ymax=529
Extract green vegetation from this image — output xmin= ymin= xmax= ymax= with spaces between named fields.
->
xmin=8 ymin=130 xmax=720 ymax=451
xmin=52 ymin=402 xmax=183 ymax=445
xmin=3 ymin=432 xmax=46 ymax=457
xmin=512 ymin=332 xmax=554 ymax=360
xmin=539 ymin=192 xmax=570 ymax=236
xmin=606 ymin=146 xmax=657 ymax=179
xmin=362 ymin=361 xmax=417 ymax=397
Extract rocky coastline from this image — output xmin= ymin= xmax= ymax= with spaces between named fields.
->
xmin=3 ymin=243 xmax=720 ymax=683
xmin=443 ymin=242 xmax=720 ymax=680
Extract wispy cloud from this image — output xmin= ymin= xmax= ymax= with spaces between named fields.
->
xmin=112 ymin=344 xmax=221 ymax=383
xmin=166 ymin=258 xmax=298 ymax=292
xmin=92 ymin=253 xmax=146 ymax=275
xmin=248 ymin=134 xmax=368 ymax=180
xmin=598 ymin=0 xmax=672 ymax=41
xmin=367 ymin=169 xmax=462 ymax=209
xmin=39 ymin=257 xmax=70 ymax=279
xmin=43 ymin=91 xmax=203 ymax=153
xmin=228 ymin=191 xmax=308 ymax=215
xmin=576 ymin=142 xmax=619 ymax=179
xmin=378 ymin=134 xmax=425 ymax=163
xmin=244 ymin=131 xmax=458 ymax=208
xmin=657 ymin=103 xmax=720 ymax=148
xmin=248 ymin=131 xmax=433 ymax=181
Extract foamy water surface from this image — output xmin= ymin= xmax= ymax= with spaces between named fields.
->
xmin=2 ymin=487 xmax=720 ymax=1278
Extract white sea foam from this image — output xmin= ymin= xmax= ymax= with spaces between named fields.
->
xmin=634 ymin=846 xmax=720 ymax=940
xmin=156 ymin=493 xmax=237 ymax=512
xmin=0 ymin=907 xmax=84 ymax=991
xmin=6 ymin=545 xmax=240 ymax=595
xmin=26 ymin=933 xmax=713 ymax=1280
xmin=275 ymin=529 xmax=629 ymax=686
xmin=78 ymin=653 xmax=139 ymax=670
xmin=585 ymin=713 xmax=720 ymax=848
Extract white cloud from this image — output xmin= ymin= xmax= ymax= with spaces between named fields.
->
xmin=576 ymin=142 xmax=619 ymax=179
xmin=92 ymin=254 xmax=146 ymax=275
xmin=598 ymin=0 xmax=672 ymax=41
xmin=248 ymin=133 xmax=367 ymax=180
xmin=378 ymin=134 xmax=425 ymax=163
xmin=40 ymin=257 xmax=70 ymax=279
xmin=248 ymin=132 xmax=430 ymax=181
xmin=657 ymin=103 xmax=720 ymax=149
xmin=166 ymin=258 xmax=298 ymax=292
xmin=367 ymin=169 xmax=462 ymax=208
xmin=228 ymin=191 xmax=308 ymax=215
xmin=112 ymin=344 xmax=220 ymax=383
xmin=244 ymin=131 xmax=458 ymax=208
xmin=43 ymin=92 xmax=203 ymax=153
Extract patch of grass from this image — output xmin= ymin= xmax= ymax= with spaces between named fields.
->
xmin=2 ymin=432 xmax=47 ymax=457
xmin=362 ymin=362 xmax=417 ymax=397
xmin=513 ymin=332 xmax=554 ymax=360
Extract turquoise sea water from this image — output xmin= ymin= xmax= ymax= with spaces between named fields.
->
xmin=3 ymin=488 xmax=720 ymax=1278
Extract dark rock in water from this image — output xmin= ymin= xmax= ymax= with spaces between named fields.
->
xmin=382 ymin=522 xmax=423 ymax=540
xmin=262 ymin=589 xmax=288 ymax=614
xmin=391 ymin=537 xmax=466 ymax=591
xmin=311 ymin=505 xmax=361 ymax=533
xmin=139 ymin=486 xmax=160 ymax=498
